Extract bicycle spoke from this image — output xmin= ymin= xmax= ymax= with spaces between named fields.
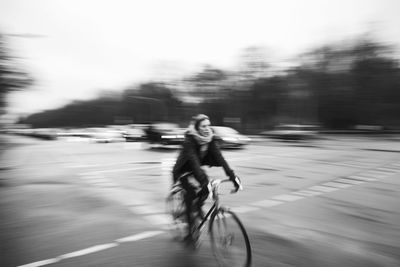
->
xmin=211 ymin=210 xmax=251 ymax=267
xmin=166 ymin=178 xmax=251 ymax=265
xmin=166 ymin=189 xmax=187 ymax=241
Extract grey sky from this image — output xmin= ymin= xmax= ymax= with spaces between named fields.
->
xmin=1 ymin=0 xmax=400 ymax=118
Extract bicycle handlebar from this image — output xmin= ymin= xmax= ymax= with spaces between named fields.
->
xmin=176 ymin=172 xmax=243 ymax=199
xmin=209 ymin=177 xmax=243 ymax=200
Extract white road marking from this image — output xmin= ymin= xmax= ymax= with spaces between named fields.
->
xmin=293 ymin=190 xmax=323 ymax=197
xmin=58 ymin=243 xmax=118 ymax=259
xmin=17 ymin=231 xmax=165 ymax=267
xmin=234 ymin=205 xmax=259 ymax=213
xmin=347 ymin=175 xmax=378 ymax=182
xmin=272 ymin=194 xmax=305 ymax=202
xmin=309 ymin=185 xmax=339 ymax=193
xmin=252 ymin=199 xmax=283 ymax=207
xmin=323 ymin=182 xmax=352 ymax=188
xmin=18 ymin=258 xmax=60 ymax=267
xmin=335 ymin=178 xmax=365 ymax=185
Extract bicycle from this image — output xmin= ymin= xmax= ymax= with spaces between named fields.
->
xmin=166 ymin=173 xmax=252 ymax=267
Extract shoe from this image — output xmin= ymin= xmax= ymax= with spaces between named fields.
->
xmin=183 ymin=223 xmax=201 ymax=249
xmin=183 ymin=234 xmax=197 ymax=250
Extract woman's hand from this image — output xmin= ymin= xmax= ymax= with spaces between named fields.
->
xmin=231 ymin=175 xmax=243 ymax=192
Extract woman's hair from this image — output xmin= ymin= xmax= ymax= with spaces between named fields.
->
xmin=192 ymin=114 xmax=209 ymax=131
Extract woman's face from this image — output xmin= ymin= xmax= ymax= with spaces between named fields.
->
xmin=198 ymin=119 xmax=211 ymax=137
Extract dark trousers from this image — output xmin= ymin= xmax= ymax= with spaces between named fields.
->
xmin=180 ymin=176 xmax=209 ymax=236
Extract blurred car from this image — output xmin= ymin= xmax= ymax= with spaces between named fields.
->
xmin=28 ymin=128 xmax=58 ymax=140
xmin=86 ymin=127 xmax=126 ymax=143
xmin=212 ymin=126 xmax=251 ymax=148
xmin=145 ymin=123 xmax=185 ymax=146
xmin=56 ymin=128 xmax=93 ymax=139
xmin=123 ymin=128 xmax=147 ymax=142
xmin=260 ymin=124 xmax=319 ymax=140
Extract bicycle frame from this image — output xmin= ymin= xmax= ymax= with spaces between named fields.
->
xmin=174 ymin=172 xmax=233 ymax=235
xmin=194 ymin=179 xmax=230 ymax=234
xmin=169 ymin=175 xmax=251 ymax=266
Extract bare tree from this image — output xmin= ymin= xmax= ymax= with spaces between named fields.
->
xmin=0 ymin=33 xmax=34 ymax=114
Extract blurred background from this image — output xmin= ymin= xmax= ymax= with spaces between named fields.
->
xmin=1 ymin=1 xmax=400 ymax=267
xmin=0 ymin=0 xmax=400 ymax=133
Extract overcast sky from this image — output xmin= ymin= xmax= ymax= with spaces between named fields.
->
xmin=1 ymin=0 xmax=400 ymax=119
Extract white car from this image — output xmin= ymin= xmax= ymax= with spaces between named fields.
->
xmin=261 ymin=124 xmax=319 ymax=140
xmin=212 ymin=126 xmax=251 ymax=148
xmin=86 ymin=128 xmax=126 ymax=143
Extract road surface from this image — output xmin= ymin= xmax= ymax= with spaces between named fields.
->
xmin=1 ymin=134 xmax=399 ymax=266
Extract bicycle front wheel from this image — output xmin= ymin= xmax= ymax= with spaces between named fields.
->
xmin=210 ymin=208 xmax=252 ymax=267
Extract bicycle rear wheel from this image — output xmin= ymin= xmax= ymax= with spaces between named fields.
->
xmin=210 ymin=208 xmax=252 ymax=267
xmin=165 ymin=186 xmax=187 ymax=241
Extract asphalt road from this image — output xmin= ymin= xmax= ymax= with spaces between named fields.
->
xmin=1 ymin=134 xmax=400 ymax=267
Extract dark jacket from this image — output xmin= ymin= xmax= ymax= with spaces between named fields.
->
xmin=172 ymin=133 xmax=234 ymax=186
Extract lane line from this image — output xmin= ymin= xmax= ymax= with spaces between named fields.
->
xmin=115 ymin=231 xmax=164 ymax=243
xmin=293 ymin=190 xmax=323 ymax=197
xmin=272 ymin=194 xmax=305 ymax=202
xmin=18 ymin=259 xmax=60 ymax=267
xmin=17 ymin=231 xmax=165 ymax=267
xmin=347 ymin=175 xmax=378 ymax=182
xmin=58 ymin=243 xmax=118 ymax=259
xmin=309 ymin=185 xmax=339 ymax=193
xmin=335 ymin=178 xmax=365 ymax=185
xmin=234 ymin=205 xmax=259 ymax=213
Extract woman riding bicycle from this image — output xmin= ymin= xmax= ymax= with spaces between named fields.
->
xmin=172 ymin=114 xmax=241 ymax=245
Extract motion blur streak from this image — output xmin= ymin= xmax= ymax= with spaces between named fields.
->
xmin=16 ymin=231 xmax=164 ymax=267
xmin=2 ymin=133 xmax=400 ymax=266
